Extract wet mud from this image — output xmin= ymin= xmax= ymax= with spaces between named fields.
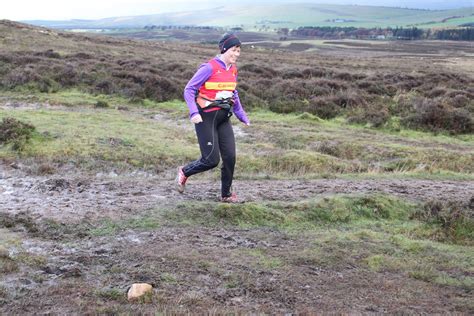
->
xmin=1 ymin=163 xmax=473 ymax=313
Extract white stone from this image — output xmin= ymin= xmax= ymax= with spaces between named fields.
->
xmin=127 ymin=283 xmax=153 ymax=301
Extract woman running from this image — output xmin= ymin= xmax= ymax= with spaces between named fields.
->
xmin=176 ymin=33 xmax=250 ymax=203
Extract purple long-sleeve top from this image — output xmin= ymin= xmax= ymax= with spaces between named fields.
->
xmin=184 ymin=57 xmax=250 ymax=125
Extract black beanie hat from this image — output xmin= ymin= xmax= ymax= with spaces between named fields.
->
xmin=219 ymin=33 xmax=241 ymax=53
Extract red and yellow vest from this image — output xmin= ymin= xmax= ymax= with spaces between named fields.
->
xmin=196 ymin=59 xmax=237 ymax=110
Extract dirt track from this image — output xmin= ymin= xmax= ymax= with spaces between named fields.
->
xmin=1 ymin=162 xmax=474 ymax=314
xmin=1 ymin=163 xmax=473 ymax=223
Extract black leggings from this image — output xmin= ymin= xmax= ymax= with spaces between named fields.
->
xmin=182 ymin=109 xmax=236 ymax=197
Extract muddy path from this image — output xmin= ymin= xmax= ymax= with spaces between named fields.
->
xmin=1 ymin=162 xmax=474 ymax=314
xmin=1 ymin=163 xmax=473 ymax=223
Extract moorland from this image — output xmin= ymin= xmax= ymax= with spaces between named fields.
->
xmin=0 ymin=20 xmax=473 ymax=313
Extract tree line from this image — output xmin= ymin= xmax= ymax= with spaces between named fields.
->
xmin=286 ymin=26 xmax=473 ymax=41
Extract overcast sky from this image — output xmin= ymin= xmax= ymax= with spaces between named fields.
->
xmin=2 ymin=0 xmax=472 ymax=21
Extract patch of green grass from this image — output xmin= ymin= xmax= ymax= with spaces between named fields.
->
xmin=247 ymin=109 xmax=474 ymax=176
xmin=364 ymin=254 xmax=386 ymax=272
xmin=160 ymin=272 xmax=177 ymax=284
xmin=165 ymin=194 xmax=417 ymax=230
xmin=95 ymin=288 xmax=125 ymax=301
xmin=88 ymin=215 xmax=161 ymax=236
xmin=21 ymin=89 xmax=132 ymax=108
xmin=242 ymin=248 xmax=284 ymax=270
xmin=294 ymin=227 xmax=473 ymax=290
xmin=15 ymin=252 xmax=47 ymax=267
xmin=223 ymin=273 xmax=240 ymax=289
xmin=1 ymin=99 xmax=472 ymax=177
xmin=0 ymin=103 xmax=197 ymax=169
xmin=409 ymin=268 xmax=474 ymax=290
xmin=0 ymin=256 xmax=18 ymax=273
xmin=163 ymin=194 xmax=473 ymax=291
xmin=338 ymin=171 xmax=474 ymax=181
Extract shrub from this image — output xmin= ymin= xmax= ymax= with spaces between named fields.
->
xmin=446 ymin=89 xmax=474 ymax=99
xmin=448 ymin=108 xmax=473 ymax=133
xmin=315 ymin=140 xmax=341 ymax=157
xmin=95 ymin=100 xmax=109 ymax=108
xmin=95 ymin=80 xmax=115 ymax=94
xmin=142 ymin=75 xmax=179 ymax=102
xmin=347 ymin=103 xmax=390 ymax=128
xmin=307 ymin=96 xmax=341 ymax=119
xmin=71 ymin=52 xmax=93 ymax=59
xmin=313 ymin=78 xmax=348 ymax=91
xmin=236 ymin=88 xmax=264 ymax=110
xmin=38 ymin=49 xmax=61 ymax=59
xmin=2 ymin=67 xmax=41 ymax=88
xmin=55 ymin=65 xmax=78 ymax=87
xmin=0 ymin=117 xmax=36 ymax=151
xmin=165 ymin=62 xmax=186 ymax=72
xmin=302 ymin=67 xmax=328 ymax=78
xmin=451 ymin=94 xmax=470 ymax=108
xmin=412 ymin=199 xmax=474 ymax=244
xmin=426 ymin=87 xmax=447 ymax=98
xmin=281 ymin=68 xmax=304 ymax=79
xmin=269 ymin=99 xmax=307 ymax=114
xmin=239 ymin=63 xmax=278 ymax=78
xmin=333 ymin=89 xmax=367 ymax=108
xmin=248 ymin=78 xmax=279 ymax=100
xmin=396 ymin=78 xmax=423 ymax=91
xmin=272 ymin=79 xmax=313 ymax=100
xmin=333 ymin=71 xmax=353 ymax=81
xmin=401 ymin=97 xmax=473 ymax=134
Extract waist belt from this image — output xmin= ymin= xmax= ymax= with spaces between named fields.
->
xmin=197 ymin=96 xmax=234 ymax=111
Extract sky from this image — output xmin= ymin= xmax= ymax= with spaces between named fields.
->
xmin=1 ymin=0 xmax=472 ymax=21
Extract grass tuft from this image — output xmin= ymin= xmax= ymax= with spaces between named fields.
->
xmin=166 ymin=194 xmax=417 ymax=229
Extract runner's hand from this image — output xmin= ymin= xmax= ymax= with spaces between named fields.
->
xmin=191 ymin=114 xmax=203 ymax=124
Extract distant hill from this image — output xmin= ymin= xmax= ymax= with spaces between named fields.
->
xmin=24 ymin=3 xmax=474 ymax=30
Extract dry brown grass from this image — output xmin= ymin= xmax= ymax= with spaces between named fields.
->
xmin=0 ymin=20 xmax=473 ymax=134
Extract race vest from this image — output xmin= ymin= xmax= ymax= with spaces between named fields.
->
xmin=196 ymin=59 xmax=237 ymax=109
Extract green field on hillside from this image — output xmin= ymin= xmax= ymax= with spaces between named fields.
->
xmin=23 ymin=4 xmax=474 ymax=29
xmin=216 ymin=4 xmax=473 ymax=29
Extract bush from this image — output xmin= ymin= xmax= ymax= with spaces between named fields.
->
xmin=401 ymin=97 xmax=473 ymax=134
xmin=307 ymin=96 xmax=341 ymax=119
xmin=236 ymin=88 xmax=264 ymax=110
xmin=0 ymin=117 xmax=36 ymax=151
xmin=426 ymin=87 xmax=447 ymax=98
xmin=302 ymin=67 xmax=328 ymax=78
xmin=55 ymin=65 xmax=78 ymax=87
xmin=333 ymin=90 xmax=367 ymax=108
xmin=412 ymin=199 xmax=474 ymax=244
xmin=269 ymin=99 xmax=307 ymax=114
xmin=239 ymin=63 xmax=278 ymax=78
xmin=451 ymin=94 xmax=470 ymax=108
xmin=347 ymin=103 xmax=390 ymax=128
xmin=333 ymin=71 xmax=354 ymax=81
xmin=35 ymin=49 xmax=61 ymax=59
xmin=95 ymin=80 xmax=115 ymax=94
xmin=95 ymin=100 xmax=109 ymax=108
xmin=2 ymin=67 xmax=41 ymax=88
xmin=142 ymin=75 xmax=179 ymax=102
xmin=281 ymin=68 xmax=304 ymax=79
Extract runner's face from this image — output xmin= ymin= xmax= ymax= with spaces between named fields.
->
xmin=222 ymin=46 xmax=240 ymax=65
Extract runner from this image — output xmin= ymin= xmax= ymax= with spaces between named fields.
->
xmin=176 ymin=33 xmax=250 ymax=202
